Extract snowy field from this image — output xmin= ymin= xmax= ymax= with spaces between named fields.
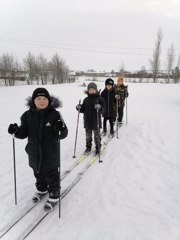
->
xmin=0 ymin=79 xmax=180 ymax=240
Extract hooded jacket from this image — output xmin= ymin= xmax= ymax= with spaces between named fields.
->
xmin=14 ymin=96 xmax=68 ymax=172
xmin=80 ymin=92 xmax=105 ymax=130
xmin=114 ymin=84 xmax=129 ymax=108
xmin=101 ymin=88 xmax=116 ymax=118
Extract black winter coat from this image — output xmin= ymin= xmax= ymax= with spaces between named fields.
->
xmin=101 ymin=88 xmax=116 ymax=118
xmin=80 ymin=93 xmax=105 ymax=130
xmin=15 ymin=96 xmax=68 ymax=172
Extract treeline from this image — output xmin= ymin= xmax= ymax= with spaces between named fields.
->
xmin=124 ymin=68 xmax=180 ymax=83
xmin=0 ymin=52 xmax=74 ymax=86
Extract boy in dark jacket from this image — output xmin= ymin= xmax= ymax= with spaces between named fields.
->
xmin=114 ymin=75 xmax=129 ymax=124
xmin=101 ymin=78 xmax=116 ymax=136
xmin=8 ymin=87 xmax=68 ymax=210
xmin=76 ymin=82 xmax=105 ymax=155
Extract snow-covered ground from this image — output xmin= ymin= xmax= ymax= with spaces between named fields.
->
xmin=0 ymin=79 xmax=180 ymax=240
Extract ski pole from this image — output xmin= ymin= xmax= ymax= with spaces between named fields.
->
xmin=116 ymin=96 xmax=119 ymax=139
xmin=58 ymin=132 xmax=61 ymax=218
xmin=126 ymin=97 xmax=128 ymax=125
xmin=73 ymin=100 xmax=81 ymax=158
xmin=95 ymin=105 xmax=102 ymax=163
xmin=12 ymin=135 xmax=17 ymax=205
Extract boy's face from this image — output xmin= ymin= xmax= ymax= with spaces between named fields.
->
xmin=117 ymin=78 xmax=123 ymax=85
xmin=106 ymin=84 xmax=112 ymax=90
xmin=34 ymin=96 xmax=49 ymax=109
xmin=88 ymin=88 xmax=96 ymax=94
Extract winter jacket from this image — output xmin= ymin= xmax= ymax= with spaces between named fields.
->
xmin=80 ymin=93 xmax=105 ymax=130
xmin=114 ymin=84 xmax=129 ymax=108
xmin=101 ymin=88 xmax=116 ymax=118
xmin=14 ymin=96 xmax=68 ymax=172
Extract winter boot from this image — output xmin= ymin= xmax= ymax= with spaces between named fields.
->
xmin=109 ymin=129 xmax=114 ymax=137
xmin=44 ymin=191 xmax=59 ymax=212
xmin=101 ymin=131 xmax=106 ymax=136
xmin=95 ymin=147 xmax=101 ymax=155
xmin=84 ymin=146 xmax=91 ymax=154
xmin=44 ymin=198 xmax=59 ymax=212
xmin=32 ymin=190 xmax=48 ymax=203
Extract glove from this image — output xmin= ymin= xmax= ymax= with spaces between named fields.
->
xmin=115 ymin=95 xmax=120 ymax=100
xmin=94 ymin=104 xmax=101 ymax=110
xmin=76 ymin=104 xmax=82 ymax=111
xmin=8 ymin=123 xmax=19 ymax=134
xmin=54 ymin=120 xmax=65 ymax=131
xmin=125 ymin=92 xmax=129 ymax=98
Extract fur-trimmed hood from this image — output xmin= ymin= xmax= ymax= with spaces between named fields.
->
xmin=26 ymin=95 xmax=63 ymax=109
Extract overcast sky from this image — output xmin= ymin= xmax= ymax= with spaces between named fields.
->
xmin=0 ymin=0 xmax=179 ymax=72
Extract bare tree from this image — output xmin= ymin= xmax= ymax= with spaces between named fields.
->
xmin=49 ymin=53 xmax=69 ymax=84
xmin=166 ymin=44 xmax=175 ymax=83
xmin=172 ymin=54 xmax=180 ymax=83
xmin=150 ymin=28 xmax=163 ymax=83
xmin=23 ymin=52 xmax=38 ymax=85
xmin=139 ymin=66 xmax=146 ymax=83
xmin=36 ymin=53 xmax=48 ymax=85
xmin=119 ymin=63 xmax=125 ymax=75
xmin=0 ymin=54 xmax=9 ymax=86
xmin=177 ymin=54 xmax=180 ymax=68
xmin=0 ymin=53 xmax=19 ymax=86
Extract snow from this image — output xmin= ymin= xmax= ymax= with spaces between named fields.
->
xmin=0 ymin=79 xmax=180 ymax=240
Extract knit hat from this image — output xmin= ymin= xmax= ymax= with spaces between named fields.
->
xmin=87 ymin=82 xmax=97 ymax=91
xmin=105 ymin=78 xmax=114 ymax=86
xmin=32 ymin=88 xmax=51 ymax=102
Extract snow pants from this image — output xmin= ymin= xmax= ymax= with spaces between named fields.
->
xmin=85 ymin=129 xmax=101 ymax=150
xmin=103 ymin=117 xmax=115 ymax=133
xmin=33 ymin=168 xmax=59 ymax=198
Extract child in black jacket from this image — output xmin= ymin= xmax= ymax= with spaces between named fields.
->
xmin=101 ymin=78 xmax=116 ymax=136
xmin=8 ymin=87 xmax=68 ymax=210
xmin=76 ymin=82 xmax=105 ymax=155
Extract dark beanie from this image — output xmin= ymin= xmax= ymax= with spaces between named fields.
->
xmin=87 ymin=82 xmax=97 ymax=91
xmin=32 ymin=88 xmax=51 ymax=102
xmin=105 ymin=78 xmax=114 ymax=86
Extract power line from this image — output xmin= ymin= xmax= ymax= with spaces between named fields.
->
xmin=0 ymin=35 xmax=178 ymax=56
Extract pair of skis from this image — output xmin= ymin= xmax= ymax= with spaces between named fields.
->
xmin=19 ymin=135 xmax=114 ymax=239
xmin=0 ymin=148 xmax=93 ymax=239
xmin=0 ymin=131 xmax=118 ymax=239
xmin=0 ymin=133 xmax=114 ymax=239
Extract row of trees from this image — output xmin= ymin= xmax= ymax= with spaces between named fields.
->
xmin=149 ymin=28 xmax=180 ymax=83
xmin=0 ymin=52 xmax=72 ymax=86
xmin=1 ymin=28 xmax=180 ymax=85
xmin=118 ymin=28 xmax=180 ymax=83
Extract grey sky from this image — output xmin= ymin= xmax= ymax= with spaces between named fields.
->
xmin=0 ymin=0 xmax=179 ymax=72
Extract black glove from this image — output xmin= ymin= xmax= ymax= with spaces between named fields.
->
xmin=94 ymin=104 xmax=101 ymax=110
xmin=76 ymin=104 xmax=82 ymax=111
xmin=54 ymin=120 xmax=65 ymax=131
xmin=8 ymin=123 xmax=19 ymax=134
xmin=125 ymin=92 xmax=129 ymax=98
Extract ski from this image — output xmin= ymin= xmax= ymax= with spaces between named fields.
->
xmin=61 ymin=150 xmax=92 ymax=181
xmin=0 ymin=151 xmax=92 ymax=238
xmin=61 ymin=130 xmax=109 ymax=181
xmin=0 ymin=135 xmax=108 ymax=238
xmin=14 ymin=136 xmax=114 ymax=239
xmin=0 ymin=197 xmax=47 ymax=238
